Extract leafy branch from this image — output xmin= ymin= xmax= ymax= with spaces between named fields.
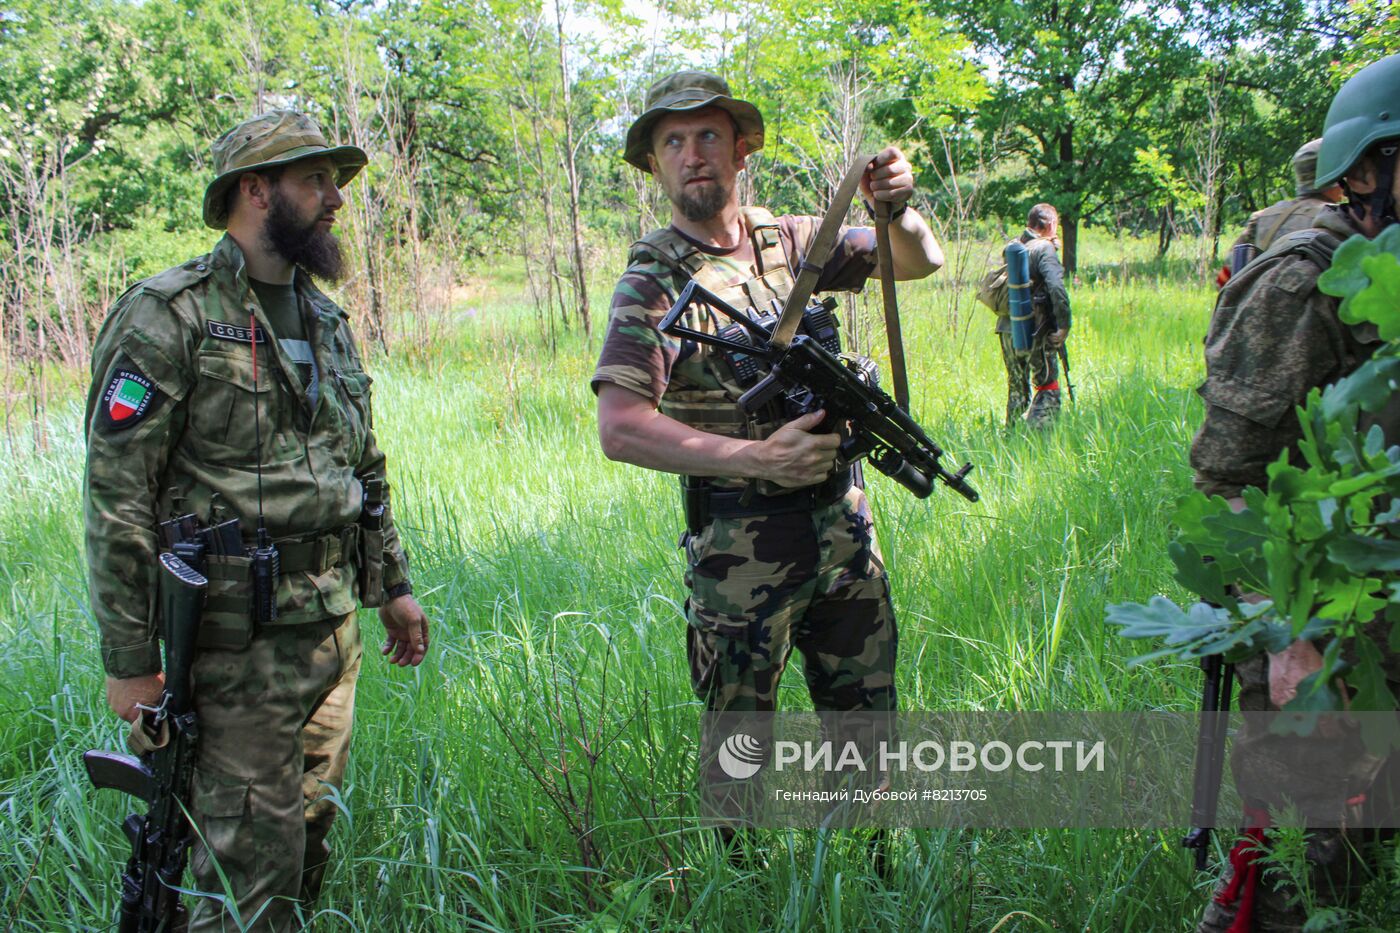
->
xmin=1107 ymin=226 xmax=1400 ymax=716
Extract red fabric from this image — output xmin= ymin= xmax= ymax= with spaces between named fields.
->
xmin=1035 ymin=381 xmax=1060 ymax=392
xmin=1215 ymin=808 xmax=1271 ymax=933
xmin=1216 ymin=265 xmax=1232 ymax=289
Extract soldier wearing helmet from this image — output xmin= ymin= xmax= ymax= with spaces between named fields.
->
xmin=1191 ymin=55 xmax=1400 ymax=932
xmin=1229 ymin=138 xmax=1346 ymax=263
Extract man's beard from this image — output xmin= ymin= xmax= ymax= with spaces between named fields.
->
xmin=261 ymin=187 xmax=345 ymax=283
xmin=672 ymin=178 xmax=731 ymax=223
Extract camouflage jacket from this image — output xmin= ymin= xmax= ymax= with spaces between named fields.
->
xmin=84 ymin=235 xmax=411 ymax=678
xmin=996 ymin=230 xmax=1071 ymax=335
xmin=1191 ymin=206 xmax=1400 ymax=498
xmin=1231 ymin=196 xmax=1329 ymax=255
xmin=591 ymin=210 xmax=877 ymax=490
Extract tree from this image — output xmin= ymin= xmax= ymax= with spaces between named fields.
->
xmin=950 ymin=0 xmax=1208 ymax=272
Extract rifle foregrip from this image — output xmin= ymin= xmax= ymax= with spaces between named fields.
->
xmin=158 ymin=552 xmax=207 ymax=713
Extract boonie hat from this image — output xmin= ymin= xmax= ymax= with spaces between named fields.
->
xmin=623 ymin=71 xmax=764 ymax=173
xmin=202 ymin=110 xmax=367 ymax=229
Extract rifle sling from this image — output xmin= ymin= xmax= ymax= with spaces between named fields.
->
xmin=874 ymin=199 xmax=910 ymax=411
xmin=771 ymin=154 xmax=872 ymax=349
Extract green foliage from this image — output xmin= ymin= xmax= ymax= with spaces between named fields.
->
xmin=1108 ymin=230 xmax=1400 ymax=714
xmin=0 ymin=234 xmax=1276 ymax=930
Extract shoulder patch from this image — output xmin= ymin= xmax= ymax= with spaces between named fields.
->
xmin=207 ymin=320 xmax=268 ymax=344
xmin=100 ymin=368 xmax=160 ymax=430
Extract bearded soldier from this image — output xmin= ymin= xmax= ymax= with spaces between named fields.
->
xmin=1191 ymin=56 xmax=1400 ymax=931
xmin=592 ymin=71 xmax=944 ymax=852
xmin=85 ymin=111 xmax=429 ymax=930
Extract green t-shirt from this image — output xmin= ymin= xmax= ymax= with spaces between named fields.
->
xmin=249 ymin=277 xmax=318 ymax=406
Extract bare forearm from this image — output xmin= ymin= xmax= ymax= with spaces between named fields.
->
xmin=596 ymin=383 xmax=839 ymax=487
xmin=886 ymin=209 xmax=943 ymax=280
xmin=600 ymin=401 xmax=761 ymax=477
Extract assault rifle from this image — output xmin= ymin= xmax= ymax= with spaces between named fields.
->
xmin=1057 ymin=343 xmax=1076 ymax=402
xmin=659 ymin=279 xmax=979 ymax=502
xmin=84 ymin=551 xmax=208 ymax=931
xmin=1183 ymin=653 xmax=1234 ymax=870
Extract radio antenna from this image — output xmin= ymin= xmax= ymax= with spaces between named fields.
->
xmin=247 ymin=309 xmax=279 ymax=624
xmin=249 ymin=312 xmax=268 ymax=535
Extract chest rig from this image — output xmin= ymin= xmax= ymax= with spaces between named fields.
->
xmin=629 ymin=207 xmax=806 ymax=444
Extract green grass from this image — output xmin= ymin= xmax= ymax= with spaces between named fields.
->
xmin=1 ymin=232 xmax=1395 ymax=931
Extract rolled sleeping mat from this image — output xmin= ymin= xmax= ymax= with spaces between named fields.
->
xmin=1004 ymin=239 xmax=1035 ymax=352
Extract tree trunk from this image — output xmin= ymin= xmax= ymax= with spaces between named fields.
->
xmin=1058 ymin=127 xmax=1078 ymax=273
xmin=553 ymin=0 xmax=591 ymax=338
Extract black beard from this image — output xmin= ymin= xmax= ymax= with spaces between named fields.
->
xmin=675 ymin=179 xmax=730 ymax=223
xmin=261 ymin=187 xmax=345 ymax=284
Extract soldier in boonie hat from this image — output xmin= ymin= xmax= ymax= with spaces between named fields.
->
xmin=84 ymin=106 xmax=428 ymax=931
xmin=203 ymin=110 xmax=367 ymax=229
xmin=623 ymin=71 xmax=764 ymax=173
xmin=597 ymin=68 xmax=947 ymax=869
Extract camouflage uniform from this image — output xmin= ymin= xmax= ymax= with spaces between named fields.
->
xmin=85 ymin=114 xmax=412 ymax=931
xmin=998 ymin=230 xmax=1071 ymax=426
xmin=1191 ymin=205 xmax=1400 ymax=931
xmin=1229 ymin=139 xmax=1336 ymax=259
xmin=1229 ymin=196 xmax=1331 ymax=257
xmin=592 ymin=211 xmax=898 ymax=810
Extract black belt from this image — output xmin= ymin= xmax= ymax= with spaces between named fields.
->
xmin=695 ymin=470 xmax=854 ymax=520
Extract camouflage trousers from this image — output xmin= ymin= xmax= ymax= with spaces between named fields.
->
xmin=1197 ymin=654 xmax=1400 ymax=932
xmin=684 ymin=486 xmax=898 ymax=821
xmin=187 ymin=613 xmax=362 ymax=932
xmin=999 ymin=331 xmax=1060 ymax=427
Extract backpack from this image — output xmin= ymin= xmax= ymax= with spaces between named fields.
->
xmin=975 ymin=261 xmax=1010 ymax=315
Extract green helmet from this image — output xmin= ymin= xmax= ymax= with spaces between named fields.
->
xmin=1315 ymin=53 xmax=1400 ymax=187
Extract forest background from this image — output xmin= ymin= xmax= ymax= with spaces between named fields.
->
xmin=5 ymin=1 xmax=1400 ymax=930
xmin=1 ymin=0 xmax=1396 ymax=404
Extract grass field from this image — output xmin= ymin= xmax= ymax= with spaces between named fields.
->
xmin=2 ymin=232 xmax=1396 ymax=931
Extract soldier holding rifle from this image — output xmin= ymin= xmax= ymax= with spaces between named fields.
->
xmin=592 ymin=71 xmax=945 ymax=855
xmin=84 ymin=111 xmax=428 ymax=930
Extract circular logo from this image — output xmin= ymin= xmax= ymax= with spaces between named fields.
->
xmin=718 ymin=732 xmax=765 ymax=779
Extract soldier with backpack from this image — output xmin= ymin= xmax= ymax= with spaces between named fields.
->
xmin=978 ymin=203 xmax=1072 ymax=427
xmin=1191 ymin=53 xmax=1400 ymax=932
xmin=1215 ymin=138 xmax=1346 ymax=287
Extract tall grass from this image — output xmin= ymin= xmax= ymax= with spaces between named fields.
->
xmin=2 ymin=232 xmax=1394 ymax=931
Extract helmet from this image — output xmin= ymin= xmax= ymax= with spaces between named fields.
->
xmin=1292 ymin=138 xmax=1323 ymax=197
xmin=1315 ymin=54 xmax=1400 ymax=187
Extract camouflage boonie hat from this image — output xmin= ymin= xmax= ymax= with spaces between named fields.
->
xmin=623 ymin=71 xmax=764 ymax=173
xmin=202 ymin=110 xmax=368 ymax=229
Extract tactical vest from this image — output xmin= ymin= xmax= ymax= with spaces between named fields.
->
xmin=628 ymin=207 xmax=797 ymax=452
xmin=1247 ymin=197 xmax=1328 ymax=254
